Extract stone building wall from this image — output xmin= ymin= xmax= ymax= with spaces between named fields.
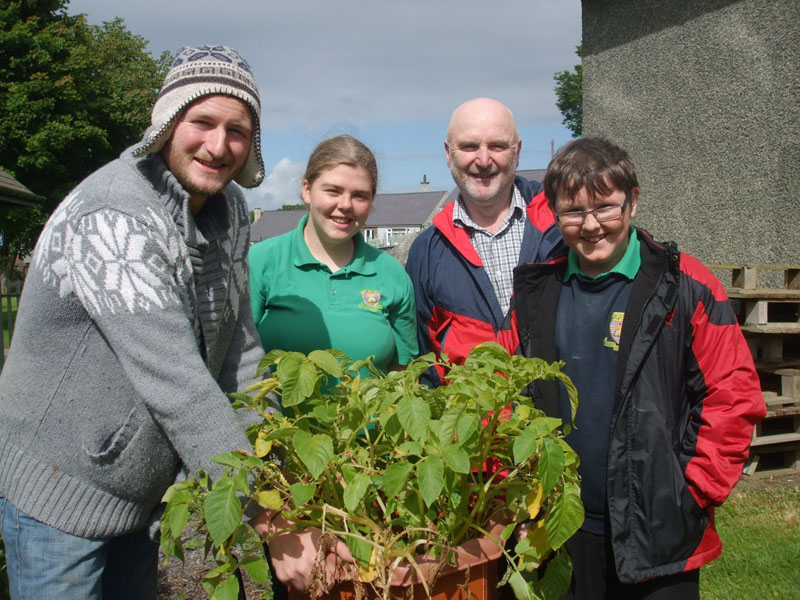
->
xmin=581 ymin=0 xmax=799 ymax=265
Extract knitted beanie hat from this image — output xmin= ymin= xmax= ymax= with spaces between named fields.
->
xmin=132 ymin=45 xmax=264 ymax=188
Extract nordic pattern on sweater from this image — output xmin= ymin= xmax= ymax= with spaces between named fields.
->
xmin=36 ymin=198 xmax=187 ymax=315
xmin=0 ymin=147 xmax=268 ymax=539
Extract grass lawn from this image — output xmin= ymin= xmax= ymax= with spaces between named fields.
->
xmin=701 ymin=474 xmax=800 ymax=599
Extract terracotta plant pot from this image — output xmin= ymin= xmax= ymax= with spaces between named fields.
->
xmin=289 ymin=520 xmax=507 ymax=600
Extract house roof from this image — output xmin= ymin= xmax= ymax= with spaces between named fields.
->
xmin=250 ymin=190 xmax=448 ymax=243
xmin=250 ymin=210 xmax=306 ymax=242
xmin=365 ymin=190 xmax=448 ymax=227
xmin=249 ymin=169 xmax=547 ymax=243
xmin=517 ymin=169 xmax=547 ymax=184
xmin=0 ymin=168 xmax=44 ymax=207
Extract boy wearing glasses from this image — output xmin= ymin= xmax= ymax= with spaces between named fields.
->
xmin=512 ymin=137 xmax=764 ymax=599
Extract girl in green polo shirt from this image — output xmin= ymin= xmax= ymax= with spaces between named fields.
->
xmin=249 ymin=135 xmax=418 ymax=375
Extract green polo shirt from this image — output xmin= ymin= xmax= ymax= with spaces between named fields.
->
xmin=563 ymin=226 xmax=642 ymax=281
xmin=249 ymin=215 xmax=418 ymax=374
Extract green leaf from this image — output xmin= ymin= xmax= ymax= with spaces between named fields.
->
xmin=439 ymin=406 xmax=463 ymax=440
xmin=397 ymin=441 xmax=424 ymax=457
xmin=166 ymin=503 xmax=189 ymax=541
xmin=308 ymin=349 xmax=344 ymax=378
xmin=308 ymin=404 xmax=337 ymax=424
xmin=341 ymin=464 xmax=359 ymax=485
xmin=161 ymin=480 xmax=195 ymax=504
xmin=474 ymin=387 xmax=496 ymax=411
xmin=290 ymin=482 xmax=316 ymax=508
xmin=227 ymin=392 xmax=253 ymax=406
xmin=380 ymin=411 xmax=403 ymax=441
xmin=280 ymin=357 xmax=319 ymax=407
xmin=539 ymin=547 xmax=573 ymax=600
xmin=254 ymin=490 xmax=283 ymax=510
xmin=275 ymin=351 xmax=304 ymax=383
xmin=211 ymin=574 xmax=240 ymax=600
xmin=204 ymin=478 xmax=243 ymax=546
xmin=456 ymin=414 xmax=480 ymax=446
xmin=233 ymin=468 xmax=251 ymax=495
xmin=265 ymin=427 xmax=298 ymax=441
xmin=562 ymin=374 xmax=579 ymax=425
xmin=508 ymin=571 xmax=533 ymax=600
xmin=538 ymin=438 xmax=565 ymax=492
xmin=343 ymin=473 xmax=371 ymax=514
xmin=241 ymin=554 xmax=271 ymax=584
xmin=404 ymin=354 xmax=436 ymax=382
xmin=513 ymin=427 xmax=538 ymax=465
xmin=211 ymin=452 xmax=244 ymax=469
xmin=346 ymin=534 xmax=373 ymax=567
xmin=396 ymin=395 xmax=430 ymax=441
xmin=442 ymin=444 xmax=470 ymax=474
xmin=257 ymin=349 xmax=286 ymax=375
xmin=205 ymin=558 xmax=236 ymax=581
xmin=465 ymin=341 xmax=511 ymax=366
xmin=382 ymin=462 xmax=413 ymax=498
xmin=527 ymin=416 xmax=557 ymax=438
xmin=417 ymin=456 xmax=444 ymax=507
xmin=544 ymin=482 xmax=584 ymax=550
xmin=293 ymin=430 xmax=334 ymax=478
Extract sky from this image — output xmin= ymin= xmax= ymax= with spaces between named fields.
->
xmin=68 ymin=0 xmax=582 ymax=211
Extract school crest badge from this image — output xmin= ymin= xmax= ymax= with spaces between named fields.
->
xmin=360 ymin=289 xmax=383 ymax=311
xmin=603 ymin=311 xmax=625 ymax=351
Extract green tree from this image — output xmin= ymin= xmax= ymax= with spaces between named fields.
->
xmin=0 ymin=0 xmax=171 ymax=278
xmin=554 ymin=44 xmax=583 ymax=138
xmin=279 ymin=203 xmax=305 ymax=211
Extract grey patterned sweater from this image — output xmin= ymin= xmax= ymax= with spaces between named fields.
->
xmin=0 ymin=146 xmax=272 ymax=538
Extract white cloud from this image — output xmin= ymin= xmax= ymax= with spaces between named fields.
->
xmin=244 ymin=158 xmax=304 ymax=211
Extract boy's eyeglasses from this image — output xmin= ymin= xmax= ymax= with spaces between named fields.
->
xmin=556 ymin=193 xmax=629 ymax=226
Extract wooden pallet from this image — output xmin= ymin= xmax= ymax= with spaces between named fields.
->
xmin=708 ymin=263 xmax=800 ymax=291
xmin=743 ymin=390 xmax=800 ymax=476
xmin=734 ymin=296 xmax=800 ymax=329
xmin=743 ymin=443 xmax=800 ymax=477
xmin=753 ymin=367 xmax=800 ymax=400
xmin=708 ymin=264 xmax=800 ymax=364
xmin=745 ymin=331 xmax=800 ymax=364
xmin=707 ymin=264 xmax=800 ymax=477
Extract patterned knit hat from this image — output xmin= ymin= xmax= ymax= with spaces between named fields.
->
xmin=132 ymin=45 xmax=264 ymax=188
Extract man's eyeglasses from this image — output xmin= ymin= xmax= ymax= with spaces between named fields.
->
xmin=556 ymin=193 xmax=629 ymax=227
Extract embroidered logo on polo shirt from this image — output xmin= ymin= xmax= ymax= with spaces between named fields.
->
xmin=603 ymin=311 xmax=624 ymax=351
xmin=359 ymin=289 xmax=383 ymax=311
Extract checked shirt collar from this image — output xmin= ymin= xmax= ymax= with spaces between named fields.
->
xmin=452 ymin=185 xmax=526 ymax=315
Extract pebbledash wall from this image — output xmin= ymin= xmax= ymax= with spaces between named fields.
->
xmin=580 ymin=0 xmax=799 ymax=265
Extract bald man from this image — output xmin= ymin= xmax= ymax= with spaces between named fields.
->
xmin=406 ymin=98 xmax=562 ymax=386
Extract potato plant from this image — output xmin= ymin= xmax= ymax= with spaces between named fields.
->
xmin=160 ymin=343 xmax=584 ymax=600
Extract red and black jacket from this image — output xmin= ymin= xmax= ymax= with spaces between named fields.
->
xmin=513 ymin=228 xmax=766 ymax=583
xmin=405 ymin=176 xmax=562 ymax=386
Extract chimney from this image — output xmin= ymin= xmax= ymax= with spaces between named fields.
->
xmin=420 ymin=174 xmax=429 ymax=193
xmin=253 ymin=207 xmax=263 ymax=222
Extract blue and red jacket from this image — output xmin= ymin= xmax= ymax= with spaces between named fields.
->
xmin=513 ymin=228 xmax=766 ymax=582
xmin=405 ymin=176 xmax=562 ymax=386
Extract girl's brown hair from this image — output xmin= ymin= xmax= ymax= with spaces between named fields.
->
xmin=303 ymin=135 xmax=378 ymax=197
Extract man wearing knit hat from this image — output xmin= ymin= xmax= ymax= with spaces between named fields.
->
xmin=0 ymin=45 xmax=325 ymax=599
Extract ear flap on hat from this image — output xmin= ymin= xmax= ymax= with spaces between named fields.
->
xmin=131 ymin=45 xmax=264 ymax=188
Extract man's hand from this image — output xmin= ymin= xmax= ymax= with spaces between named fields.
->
xmin=250 ymin=510 xmax=355 ymax=592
